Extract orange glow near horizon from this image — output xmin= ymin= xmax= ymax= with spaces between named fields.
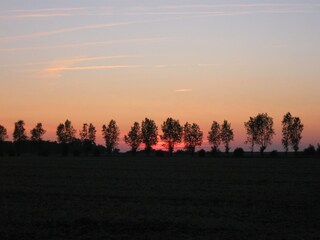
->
xmin=1 ymin=1 xmax=319 ymax=151
xmin=1 ymin=110 xmax=319 ymax=152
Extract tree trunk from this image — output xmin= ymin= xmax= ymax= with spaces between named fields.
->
xmin=169 ymin=146 xmax=173 ymax=157
xmin=225 ymin=144 xmax=229 ymax=154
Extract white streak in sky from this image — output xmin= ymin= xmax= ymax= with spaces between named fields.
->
xmin=47 ymin=65 xmax=140 ymax=71
xmin=40 ymin=55 xmax=136 ymax=78
xmin=175 ymin=89 xmax=192 ymax=92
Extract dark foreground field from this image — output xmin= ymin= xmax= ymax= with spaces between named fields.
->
xmin=1 ymin=156 xmax=320 ymax=240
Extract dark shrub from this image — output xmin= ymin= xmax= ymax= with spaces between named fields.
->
xmin=210 ymin=148 xmax=220 ymax=155
xmin=175 ymin=150 xmax=185 ymax=155
xmin=270 ymin=150 xmax=278 ymax=157
xmin=198 ymin=149 xmax=206 ymax=157
xmin=233 ymin=148 xmax=245 ymax=157
xmin=113 ymin=148 xmax=120 ymax=154
xmin=38 ymin=149 xmax=49 ymax=157
xmin=303 ymin=145 xmax=316 ymax=156
xmin=155 ymin=150 xmax=164 ymax=157
xmin=93 ymin=148 xmax=101 ymax=157
xmin=61 ymin=144 xmax=69 ymax=156
xmin=7 ymin=149 xmax=16 ymax=156
xmin=94 ymin=145 xmax=106 ymax=156
xmin=317 ymin=144 xmax=320 ymax=155
xmin=73 ymin=150 xmax=80 ymax=157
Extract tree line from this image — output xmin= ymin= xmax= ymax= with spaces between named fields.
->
xmin=0 ymin=112 xmax=319 ymax=156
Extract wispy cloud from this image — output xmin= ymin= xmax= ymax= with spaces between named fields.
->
xmin=157 ymin=3 xmax=319 ymax=9
xmin=0 ymin=7 xmax=86 ymax=20
xmin=155 ymin=64 xmax=188 ymax=68
xmin=2 ymin=4 xmax=319 ymax=21
xmin=47 ymin=65 xmax=140 ymax=71
xmin=0 ymin=7 xmax=85 ymax=14
xmin=1 ymin=55 xmax=129 ymax=68
xmin=126 ymin=8 xmax=318 ymax=18
xmin=0 ymin=17 xmax=176 ymax=42
xmin=0 ymin=13 xmax=75 ymax=20
xmin=39 ymin=55 xmax=136 ymax=78
xmin=2 ymin=4 xmax=318 ymax=43
xmin=154 ymin=63 xmax=220 ymax=68
xmin=0 ymin=7 xmax=115 ymax=20
xmin=0 ymin=22 xmax=132 ymax=42
xmin=175 ymin=89 xmax=192 ymax=92
xmin=0 ymin=37 xmax=172 ymax=52
xmin=127 ymin=3 xmax=320 ymax=18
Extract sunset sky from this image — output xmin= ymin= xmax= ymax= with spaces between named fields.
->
xmin=1 ymin=0 xmax=319 ymax=151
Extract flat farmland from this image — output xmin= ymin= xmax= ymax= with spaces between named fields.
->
xmin=1 ymin=156 xmax=320 ymax=239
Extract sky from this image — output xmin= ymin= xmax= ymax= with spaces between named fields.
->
xmin=0 ymin=0 xmax=320 ymax=151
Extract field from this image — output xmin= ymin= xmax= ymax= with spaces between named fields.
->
xmin=1 ymin=156 xmax=320 ymax=239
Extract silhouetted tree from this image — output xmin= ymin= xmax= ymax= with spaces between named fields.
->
xmin=79 ymin=123 xmax=96 ymax=155
xmin=207 ymin=121 xmax=221 ymax=153
xmin=0 ymin=125 xmax=8 ymax=142
xmin=88 ymin=123 xmax=96 ymax=144
xmin=124 ymin=122 xmax=142 ymax=154
xmin=183 ymin=122 xmax=203 ymax=155
xmin=244 ymin=117 xmax=257 ymax=153
xmin=290 ymin=116 xmax=304 ymax=153
xmin=254 ymin=113 xmax=275 ymax=155
xmin=56 ymin=120 xmax=76 ymax=156
xmin=141 ymin=118 xmax=158 ymax=154
xmin=102 ymin=120 xmax=120 ymax=155
xmin=220 ymin=120 xmax=234 ymax=153
xmin=13 ymin=120 xmax=28 ymax=156
xmin=13 ymin=120 xmax=27 ymax=142
xmin=30 ymin=123 xmax=46 ymax=141
xmin=0 ymin=125 xmax=8 ymax=156
xmin=161 ymin=118 xmax=183 ymax=156
xmin=56 ymin=120 xmax=76 ymax=144
xmin=79 ymin=123 xmax=89 ymax=142
xmin=79 ymin=123 xmax=96 ymax=143
xmin=30 ymin=123 xmax=46 ymax=155
xmin=282 ymin=112 xmax=292 ymax=154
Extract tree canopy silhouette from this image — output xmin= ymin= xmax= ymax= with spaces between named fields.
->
xmin=102 ymin=120 xmax=120 ymax=155
xmin=220 ymin=120 xmax=234 ymax=153
xmin=124 ymin=122 xmax=142 ymax=154
xmin=141 ymin=118 xmax=158 ymax=153
xmin=30 ymin=123 xmax=46 ymax=142
xmin=0 ymin=125 xmax=8 ymax=155
xmin=79 ymin=123 xmax=96 ymax=155
xmin=56 ymin=120 xmax=76 ymax=144
xmin=0 ymin=113 xmax=314 ymax=156
xmin=207 ymin=121 xmax=221 ymax=153
xmin=161 ymin=118 xmax=183 ymax=156
xmin=253 ymin=113 xmax=275 ymax=154
xmin=13 ymin=120 xmax=28 ymax=156
xmin=244 ymin=117 xmax=258 ymax=153
xmin=79 ymin=123 xmax=96 ymax=144
xmin=13 ymin=120 xmax=28 ymax=142
xmin=291 ymin=117 xmax=304 ymax=153
xmin=282 ymin=112 xmax=303 ymax=154
xmin=183 ymin=122 xmax=203 ymax=154
xmin=0 ymin=125 xmax=8 ymax=142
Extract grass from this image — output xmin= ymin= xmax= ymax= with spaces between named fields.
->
xmin=1 ymin=156 xmax=320 ymax=239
